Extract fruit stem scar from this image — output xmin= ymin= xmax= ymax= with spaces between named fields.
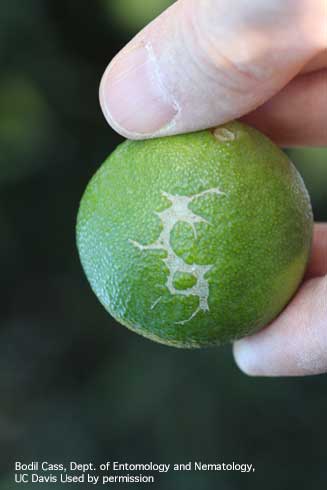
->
xmin=129 ymin=188 xmax=224 ymax=324
xmin=213 ymin=127 xmax=236 ymax=141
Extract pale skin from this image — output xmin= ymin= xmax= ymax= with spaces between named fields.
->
xmin=99 ymin=0 xmax=327 ymax=376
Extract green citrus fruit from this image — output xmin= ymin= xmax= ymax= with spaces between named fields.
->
xmin=76 ymin=121 xmax=313 ymax=348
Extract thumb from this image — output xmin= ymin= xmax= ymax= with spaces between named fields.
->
xmin=233 ymin=224 xmax=327 ymax=377
xmin=233 ymin=275 xmax=327 ymax=377
xmin=99 ymin=0 xmax=325 ymax=139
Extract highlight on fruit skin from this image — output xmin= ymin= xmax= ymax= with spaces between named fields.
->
xmin=76 ymin=121 xmax=313 ymax=348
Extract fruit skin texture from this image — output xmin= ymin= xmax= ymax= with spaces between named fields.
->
xmin=76 ymin=121 xmax=313 ymax=348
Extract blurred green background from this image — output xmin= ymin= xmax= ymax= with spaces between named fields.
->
xmin=1 ymin=1 xmax=326 ymax=488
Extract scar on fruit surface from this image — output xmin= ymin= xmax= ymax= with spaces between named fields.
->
xmin=129 ymin=187 xmax=225 ymax=325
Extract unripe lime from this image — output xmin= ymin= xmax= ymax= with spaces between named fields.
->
xmin=76 ymin=121 xmax=313 ymax=348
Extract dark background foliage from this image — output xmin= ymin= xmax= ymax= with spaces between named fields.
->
xmin=0 ymin=1 xmax=326 ymax=488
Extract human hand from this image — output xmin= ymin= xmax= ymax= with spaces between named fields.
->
xmin=99 ymin=0 xmax=327 ymax=376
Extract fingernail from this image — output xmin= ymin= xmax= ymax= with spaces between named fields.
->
xmin=233 ymin=339 xmax=260 ymax=376
xmin=100 ymin=43 xmax=179 ymax=136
